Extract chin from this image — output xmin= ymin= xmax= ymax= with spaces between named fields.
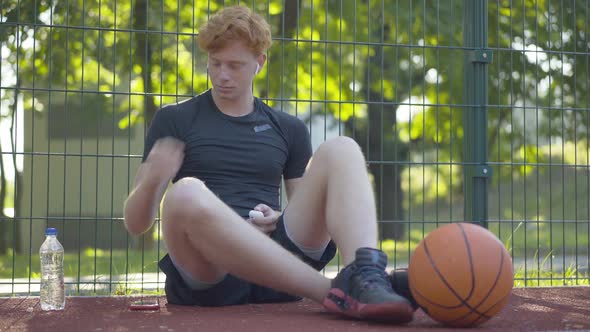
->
xmin=217 ymin=92 xmax=237 ymax=100
xmin=214 ymin=89 xmax=240 ymax=100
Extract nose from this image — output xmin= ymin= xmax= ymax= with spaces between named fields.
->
xmin=218 ymin=65 xmax=231 ymax=81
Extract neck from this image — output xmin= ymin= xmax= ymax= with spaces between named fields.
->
xmin=211 ymin=89 xmax=255 ymax=117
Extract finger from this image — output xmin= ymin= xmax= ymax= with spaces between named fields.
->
xmin=254 ymin=204 xmax=270 ymax=212
xmin=251 ymin=217 xmax=275 ymax=226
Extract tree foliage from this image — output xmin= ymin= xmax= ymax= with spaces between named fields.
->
xmin=1 ymin=0 xmax=588 ymax=238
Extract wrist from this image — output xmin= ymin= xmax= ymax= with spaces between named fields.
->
xmin=273 ymin=210 xmax=282 ymax=221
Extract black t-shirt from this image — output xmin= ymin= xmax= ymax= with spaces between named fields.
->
xmin=142 ymin=90 xmax=312 ymax=218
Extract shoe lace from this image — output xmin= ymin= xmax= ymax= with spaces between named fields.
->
xmin=356 ymin=265 xmax=392 ymax=291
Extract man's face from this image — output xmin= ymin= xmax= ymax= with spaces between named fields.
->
xmin=208 ymin=41 xmax=263 ymax=102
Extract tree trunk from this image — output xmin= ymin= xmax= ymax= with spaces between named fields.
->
xmin=259 ymin=0 xmax=301 ymax=99
xmin=366 ymin=101 xmax=407 ymax=240
xmin=280 ymin=0 xmax=300 ymax=38
xmin=1 ymin=79 xmax=24 ymax=254
xmin=133 ymin=0 xmax=157 ymax=249
xmin=134 ymin=0 xmax=157 ymax=123
xmin=13 ymin=170 xmax=23 ymax=253
xmin=0 ymin=139 xmax=7 ymax=254
xmin=353 ymin=22 xmax=408 ymax=240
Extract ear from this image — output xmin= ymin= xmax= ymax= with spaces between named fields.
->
xmin=255 ymin=54 xmax=266 ymax=74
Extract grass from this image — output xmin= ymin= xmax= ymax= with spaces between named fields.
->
xmin=1 ymin=245 xmax=587 ymax=296
xmin=511 ymin=248 xmax=590 ymax=287
xmin=1 ymin=247 xmax=167 ymax=296
xmin=1 ymin=219 xmax=587 ymax=294
xmin=0 ymin=247 xmax=163 ymax=280
xmin=513 ymin=261 xmax=590 ymax=287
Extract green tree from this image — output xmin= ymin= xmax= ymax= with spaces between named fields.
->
xmin=1 ymin=0 xmax=588 ymax=248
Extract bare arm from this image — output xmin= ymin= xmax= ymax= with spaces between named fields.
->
xmin=123 ymin=163 xmax=168 ymax=235
xmin=123 ymin=137 xmax=185 ymax=235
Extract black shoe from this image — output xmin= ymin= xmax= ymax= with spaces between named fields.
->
xmin=322 ymin=248 xmax=414 ymax=323
xmin=389 ymin=268 xmax=420 ymax=311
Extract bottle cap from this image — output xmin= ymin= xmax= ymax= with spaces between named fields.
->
xmin=45 ymin=228 xmax=58 ymax=236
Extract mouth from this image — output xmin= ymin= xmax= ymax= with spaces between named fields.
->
xmin=215 ymin=86 xmax=234 ymax=92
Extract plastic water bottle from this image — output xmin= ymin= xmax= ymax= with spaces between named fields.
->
xmin=40 ymin=227 xmax=65 ymax=310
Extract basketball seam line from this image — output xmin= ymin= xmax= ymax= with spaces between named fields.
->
xmin=417 ymin=223 xmax=494 ymax=320
xmin=444 ymin=246 xmax=511 ymax=325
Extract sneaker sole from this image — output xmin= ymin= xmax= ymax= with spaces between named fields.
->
xmin=323 ymin=288 xmax=414 ymax=324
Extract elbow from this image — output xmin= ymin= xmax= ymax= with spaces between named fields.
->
xmin=124 ymin=215 xmax=151 ymax=236
xmin=124 ymin=219 xmax=145 ymax=236
xmin=123 ymin=203 xmax=151 ymax=236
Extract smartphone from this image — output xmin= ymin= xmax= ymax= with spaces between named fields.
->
xmin=129 ymin=300 xmax=160 ymax=311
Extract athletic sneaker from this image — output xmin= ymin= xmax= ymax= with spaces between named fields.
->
xmin=389 ymin=268 xmax=419 ymax=311
xmin=323 ymin=247 xmax=414 ymax=323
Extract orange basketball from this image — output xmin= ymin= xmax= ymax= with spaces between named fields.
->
xmin=408 ymin=223 xmax=513 ymax=327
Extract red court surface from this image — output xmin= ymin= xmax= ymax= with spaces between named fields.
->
xmin=1 ymin=287 xmax=589 ymax=331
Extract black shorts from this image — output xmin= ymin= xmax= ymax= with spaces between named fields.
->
xmin=158 ymin=215 xmax=337 ymax=306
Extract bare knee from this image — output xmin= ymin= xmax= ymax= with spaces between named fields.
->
xmin=161 ymin=178 xmax=227 ymax=282
xmin=316 ymin=136 xmax=364 ymax=163
xmin=162 ymin=177 xmax=216 ymax=224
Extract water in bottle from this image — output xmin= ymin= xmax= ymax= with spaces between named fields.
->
xmin=40 ymin=227 xmax=65 ymax=310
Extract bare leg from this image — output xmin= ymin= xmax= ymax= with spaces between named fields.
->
xmin=160 ymin=136 xmax=413 ymax=323
xmin=281 ymin=137 xmax=413 ymax=323
xmin=161 ymin=177 xmax=330 ymax=303
xmin=283 ymin=136 xmax=378 ymax=264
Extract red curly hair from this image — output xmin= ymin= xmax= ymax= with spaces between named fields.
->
xmin=197 ymin=5 xmax=272 ymax=56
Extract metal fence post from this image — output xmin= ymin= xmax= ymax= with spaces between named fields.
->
xmin=463 ymin=0 xmax=491 ymax=227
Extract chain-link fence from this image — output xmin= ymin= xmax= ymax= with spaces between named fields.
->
xmin=1 ymin=0 xmax=588 ymax=295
